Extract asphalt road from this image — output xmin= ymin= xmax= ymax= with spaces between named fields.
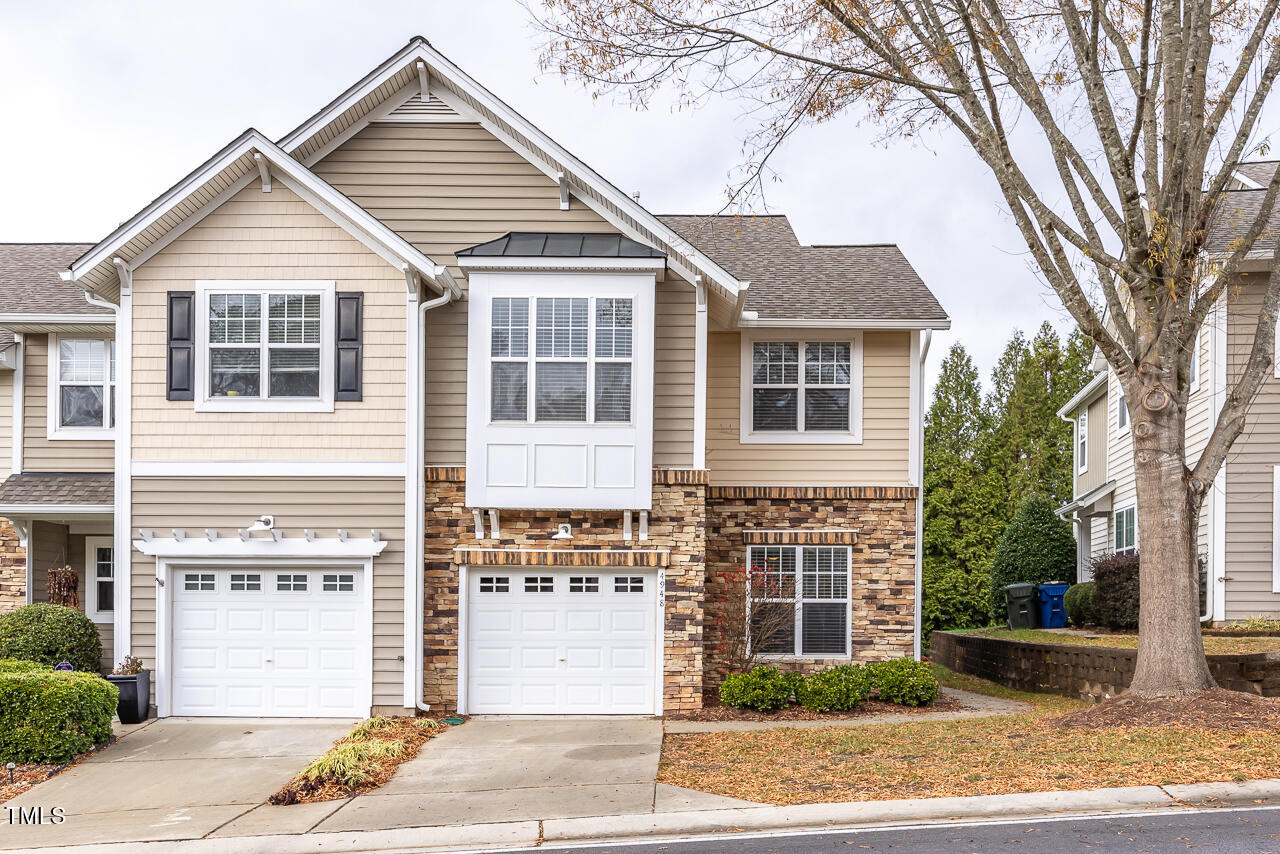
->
xmin=532 ymin=806 xmax=1280 ymax=853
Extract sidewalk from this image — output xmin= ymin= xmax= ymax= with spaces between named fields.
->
xmin=12 ymin=777 xmax=1280 ymax=853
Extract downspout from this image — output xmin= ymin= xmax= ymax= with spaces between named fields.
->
xmin=913 ymin=330 xmax=932 ymax=660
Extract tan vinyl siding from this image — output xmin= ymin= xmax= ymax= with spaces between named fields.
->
xmin=29 ymin=520 xmax=65 ymax=609
xmin=130 ymin=185 xmax=406 ymax=462
xmin=23 ymin=335 xmax=114 ymax=472
xmin=130 ymin=476 xmax=407 ymax=708
xmin=1224 ymin=273 xmax=1280 ymax=619
xmin=1076 ymin=394 xmax=1108 ymax=494
xmin=312 ymin=122 xmax=696 ymax=467
xmin=1103 ymin=371 xmax=1137 ymax=554
xmin=0 ymin=370 xmax=12 ymax=481
xmin=706 ymin=331 xmax=910 ymax=485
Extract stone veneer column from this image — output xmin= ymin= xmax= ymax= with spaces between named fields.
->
xmin=0 ymin=521 xmax=25 ymax=611
xmin=421 ymin=467 xmax=707 ymax=713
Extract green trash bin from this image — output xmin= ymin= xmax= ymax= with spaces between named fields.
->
xmin=1004 ymin=583 xmax=1037 ymax=629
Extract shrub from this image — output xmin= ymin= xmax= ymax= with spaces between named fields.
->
xmin=796 ymin=664 xmax=873 ymax=712
xmin=0 ymin=603 xmax=102 ymax=673
xmin=0 ymin=661 xmax=116 ymax=763
xmin=865 ymin=658 xmax=940 ymax=706
xmin=988 ymin=496 xmax=1077 ymax=621
xmin=718 ymin=666 xmax=795 ymax=711
xmin=922 ymin=562 xmax=992 ymax=639
xmin=1092 ymin=551 xmax=1140 ymax=630
xmin=1063 ymin=582 xmax=1098 ymax=627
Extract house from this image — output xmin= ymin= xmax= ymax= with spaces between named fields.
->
xmin=0 ymin=37 xmax=947 ymax=718
xmin=1057 ymin=162 xmax=1280 ymax=622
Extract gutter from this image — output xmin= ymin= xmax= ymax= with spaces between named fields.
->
xmin=1057 ymin=372 xmax=1107 ymax=420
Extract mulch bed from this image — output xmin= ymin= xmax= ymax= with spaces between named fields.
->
xmin=666 ymin=692 xmax=964 ymax=722
xmin=1054 ymin=688 xmax=1280 ymax=731
xmin=0 ymin=738 xmax=117 ymax=804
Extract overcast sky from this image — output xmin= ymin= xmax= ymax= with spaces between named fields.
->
xmin=1 ymin=0 xmax=1101 ymax=392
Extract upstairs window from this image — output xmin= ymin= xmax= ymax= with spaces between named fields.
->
xmin=51 ymin=337 xmax=115 ymax=436
xmin=489 ymin=295 xmax=633 ymax=424
xmin=195 ymin=282 xmax=335 ymax=412
xmin=741 ymin=335 xmax=862 ymax=443
xmin=1117 ymin=394 xmax=1130 ymax=433
xmin=1077 ymin=408 xmax=1088 ymax=473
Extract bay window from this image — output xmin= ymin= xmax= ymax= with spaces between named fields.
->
xmin=748 ymin=545 xmax=852 ymax=657
xmin=741 ymin=334 xmax=863 ymax=443
xmin=50 ymin=337 xmax=115 ymax=436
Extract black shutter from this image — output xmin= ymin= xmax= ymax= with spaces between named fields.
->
xmin=335 ymin=292 xmax=363 ymax=401
xmin=167 ymin=291 xmax=195 ymax=401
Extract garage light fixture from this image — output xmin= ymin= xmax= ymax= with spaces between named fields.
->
xmin=552 ymin=523 xmax=573 ymax=540
xmin=247 ymin=515 xmax=274 ymax=533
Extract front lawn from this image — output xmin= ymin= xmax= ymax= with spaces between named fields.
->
xmin=965 ymin=627 xmax=1280 ymax=655
xmin=657 ymin=666 xmax=1280 ymax=805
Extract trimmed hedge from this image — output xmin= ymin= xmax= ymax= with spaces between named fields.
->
xmin=795 ymin=664 xmax=873 ymax=711
xmin=1092 ymin=552 xmax=1140 ymax=630
xmin=0 ymin=659 xmax=116 ymax=763
xmin=988 ymin=496 xmax=1077 ymax=622
xmin=718 ymin=666 xmax=796 ymax=711
xmin=864 ymin=658 xmax=940 ymax=706
xmin=0 ymin=603 xmax=102 ymax=672
xmin=1064 ymin=581 xmax=1098 ymax=627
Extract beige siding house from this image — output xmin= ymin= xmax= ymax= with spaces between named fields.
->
xmin=0 ymin=38 xmax=947 ymax=717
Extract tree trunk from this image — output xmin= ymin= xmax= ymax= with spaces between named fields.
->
xmin=1127 ymin=384 xmax=1215 ymax=697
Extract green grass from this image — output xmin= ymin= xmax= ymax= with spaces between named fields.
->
xmin=298 ymin=740 xmax=408 ymax=786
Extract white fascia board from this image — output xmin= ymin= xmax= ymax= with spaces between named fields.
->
xmin=0 ymin=505 xmax=114 ymax=516
xmin=276 ymin=39 xmax=745 ymax=300
xmin=456 ymin=256 xmax=666 ymax=275
xmin=738 ymin=317 xmax=951 ymax=330
xmin=1232 ymin=170 xmax=1265 ymax=189
xmin=1056 ymin=372 xmax=1108 ymax=420
xmin=134 ymin=536 xmax=390 ymax=560
xmin=0 ymin=314 xmax=115 ymax=326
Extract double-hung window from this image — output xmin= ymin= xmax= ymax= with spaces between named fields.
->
xmin=742 ymin=334 xmax=862 ymax=442
xmin=747 ymin=545 xmax=851 ymax=657
xmin=50 ymin=337 xmax=115 ymax=436
xmin=196 ymin=282 xmax=334 ymax=411
xmin=1114 ymin=504 xmax=1137 ymax=555
xmin=1077 ymin=408 xmax=1089 ymax=473
xmin=489 ymin=295 xmax=633 ymax=424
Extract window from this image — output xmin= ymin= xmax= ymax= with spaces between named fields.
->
xmin=614 ymin=576 xmax=645 ymax=593
xmin=748 ymin=546 xmax=851 ymax=657
xmin=741 ymin=335 xmax=862 ymax=443
xmin=322 ymin=573 xmax=355 ymax=592
xmin=488 ymin=296 xmax=633 ymax=423
xmin=85 ymin=538 xmax=113 ymax=623
xmin=196 ymin=282 xmax=334 ymax=411
xmin=1114 ymin=505 xmax=1137 ymax=555
xmin=479 ymin=576 xmax=510 ymax=593
xmin=230 ymin=573 xmax=261 ymax=591
xmin=524 ymin=576 xmax=554 ymax=593
xmin=569 ymin=576 xmax=600 ymax=593
xmin=1189 ymin=328 xmax=1201 ymax=393
xmin=184 ymin=573 xmax=215 ymax=591
xmin=1077 ymin=408 xmax=1088 ymax=473
xmin=1117 ymin=395 xmax=1129 ymax=433
xmin=276 ymin=573 xmax=308 ymax=592
xmin=50 ymin=338 xmax=115 ymax=436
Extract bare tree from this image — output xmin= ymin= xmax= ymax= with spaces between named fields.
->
xmin=706 ymin=564 xmax=803 ymax=677
xmin=528 ymin=0 xmax=1280 ymax=697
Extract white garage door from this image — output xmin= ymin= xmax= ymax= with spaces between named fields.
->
xmin=171 ymin=568 xmax=366 ymax=717
xmin=466 ymin=570 xmax=659 ymax=714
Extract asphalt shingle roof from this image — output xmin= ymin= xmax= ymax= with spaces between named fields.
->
xmin=0 ymin=473 xmax=114 ymax=507
xmin=1205 ymin=189 xmax=1280 ymax=255
xmin=457 ymin=232 xmax=665 ymax=258
xmin=1235 ymin=161 xmax=1279 ymax=188
xmin=658 ymin=215 xmax=947 ymax=323
xmin=0 ymin=244 xmax=107 ymax=315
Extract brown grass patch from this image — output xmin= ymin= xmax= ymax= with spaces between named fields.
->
xmin=1055 ymin=688 xmax=1280 ymax=731
xmin=658 ymin=670 xmax=1280 ymax=805
xmin=668 ymin=692 xmax=965 ymax=722
xmin=269 ymin=716 xmax=448 ymax=805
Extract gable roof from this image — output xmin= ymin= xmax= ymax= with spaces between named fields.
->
xmin=658 ymin=215 xmax=948 ymax=326
xmin=1233 ymin=161 xmax=1279 ymax=189
xmin=0 ymin=244 xmax=105 ymax=316
xmin=1205 ymin=188 xmax=1280 ymax=258
xmin=457 ymin=232 xmax=665 ymax=258
xmin=275 ymin=37 xmax=745 ymax=302
xmin=62 ymin=130 xmax=459 ymax=301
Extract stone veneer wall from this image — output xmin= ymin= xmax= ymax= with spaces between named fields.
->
xmin=423 ymin=467 xmax=707 ymax=713
xmin=703 ymin=486 xmax=918 ymax=688
xmin=0 ymin=521 xmax=24 ymax=611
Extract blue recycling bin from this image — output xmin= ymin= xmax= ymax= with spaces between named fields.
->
xmin=1036 ymin=582 xmax=1071 ymax=629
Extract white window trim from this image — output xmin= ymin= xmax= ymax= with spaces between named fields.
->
xmin=1190 ymin=325 xmax=1202 ymax=394
xmin=1117 ymin=393 xmax=1130 ymax=436
xmin=1114 ymin=501 xmax=1138 ymax=556
xmin=1077 ymin=408 xmax=1088 ymax=474
xmin=739 ymin=330 xmax=864 ymax=445
xmin=84 ymin=535 xmax=114 ymax=624
xmin=746 ymin=545 xmax=853 ymax=660
xmin=46 ymin=334 xmax=115 ymax=440
xmin=194 ymin=281 xmax=336 ymax=413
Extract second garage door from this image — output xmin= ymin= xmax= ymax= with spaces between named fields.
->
xmin=466 ymin=570 xmax=659 ymax=714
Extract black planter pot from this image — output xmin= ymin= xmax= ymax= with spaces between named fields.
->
xmin=105 ymin=671 xmax=151 ymax=724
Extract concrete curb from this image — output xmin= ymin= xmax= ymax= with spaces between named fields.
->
xmin=21 ymin=778 xmax=1280 ymax=853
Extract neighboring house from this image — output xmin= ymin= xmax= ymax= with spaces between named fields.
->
xmin=1058 ymin=161 xmax=1280 ymax=622
xmin=0 ymin=37 xmax=947 ymax=718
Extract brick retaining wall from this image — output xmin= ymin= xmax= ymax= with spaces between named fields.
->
xmin=931 ymin=631 xmax=1280 ymax=700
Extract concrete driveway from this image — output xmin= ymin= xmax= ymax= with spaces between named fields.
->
xmin=0 ymin=717 xmax=353 ymax=849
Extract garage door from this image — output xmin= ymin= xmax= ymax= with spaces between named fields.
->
xmin=466 ymin=570 xmax=659 ymax=714
xmin=171 ymin=568 xmax=366 ymax=717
